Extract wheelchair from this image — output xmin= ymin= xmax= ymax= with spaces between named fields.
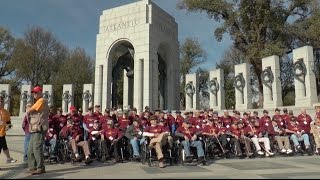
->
xmin=289 ymin=133 xmax=314 ymax=156
xmin=202 ymin=135 xmax=237 ymax=159
xmin=56 ymin=138 xmax=73 ymax=164
xmin=140 ymin=136 xmax=174 ymax=167
xmin=175 ymin=137 xmax=206 ymax=166
xmin=43 ymin=141 xmax=58 ymax=164
xmin=56 ymin=138 xmax=87 ymax=165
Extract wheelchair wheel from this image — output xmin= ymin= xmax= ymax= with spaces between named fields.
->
xmin=99 ymin=140 xmax=107 ymax=163
xmin=57 ymin=142 xmax=68 ymax=164
xmin=140 ymin=143 xmax=147 ymax=165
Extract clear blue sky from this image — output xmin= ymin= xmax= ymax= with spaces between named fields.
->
xmin=0 ymin=0 xmax=232 ymax=71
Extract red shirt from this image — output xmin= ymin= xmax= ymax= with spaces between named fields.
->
xmin=244 ymin=125 xmax=260 ymax=137
xmin=176 ymin=126 xmax=198 ymax=139
xmin=260 ymin=115 xmax=270 ymax=127
xmin=286 ymin=121 xmax=303 ymax=133
xmin=231 ymin=116 xmax=241 ymax=124
xmin=88 ymin=126 xmax=101 ymax=140
xmin=282 ymin=114 xmax=291 ymax=125
xmin=118 ymin=116 xmax=132 ymax=129
xmin=190 ymin=117 xmax=202 ymax=127
xmin=203 ymin=125 xmax=218 ymax=134
xmin=60 ymin=125 xmax=82 ymax=140
xmin=144 ymin=125 xmax=165 ymax=134
xmin=175 ymin=115 xmax=184 ymax=127
xmin=167 ymin=114 xmax=176 ymax=127
xmin=22 ymin=115 xmax=30 ymax=134
xmin=83 ymin=114 xmax=99 ymax=129
xmin=260 ymin=119 xmax=276 ymax=135
xmin=220 ymin=116 xmax=232 ymax=127
xmin=53 ymin=114 xmax=67 ymax=131
xmin=103 ymin=127 xmax=120 ymax=140
xmin=67 ymin=114 xmax=82 ymax=126
xmin=230 ymin=126 xmax=240 ymax=138
xmin=273 ymin=114 xmax=286 ymax=128
xmin=297 ymin=114 xmax=312 ymax=133
xmin=45 ymin=128 xmax=56 ymax=141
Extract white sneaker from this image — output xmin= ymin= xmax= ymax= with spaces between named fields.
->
xmin=267 ymin=151 xmax=274 ymax=156
xmin=6 ymin=158 xmax=17 ymax=164
xmin=286 ymin=149 xmax=293 ymax=154
xmin=281 ymin=149 xmax=286 ymax=153
xmin=257 ymin=150 xmax=264 ymax=155
xmin=265 ymin=153 xmax=270 ymax=157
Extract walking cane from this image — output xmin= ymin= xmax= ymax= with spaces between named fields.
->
xmin=214 ymin=135 xmax=225 ymax=154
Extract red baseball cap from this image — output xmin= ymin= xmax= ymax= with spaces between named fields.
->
xmin=69 ymin=106 xmax=77 ymax=111
xmin=31 ymin=86 xmax=42 ymax=93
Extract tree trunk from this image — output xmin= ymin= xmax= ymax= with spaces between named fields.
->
xmin=252 ymin=61 xmax=263 ymax=108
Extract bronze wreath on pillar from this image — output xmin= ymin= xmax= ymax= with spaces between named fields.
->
xmin=43 ymin=91 xmax=51 ymax=101
xmin=0 ymin=91 xmax=9 ymax=101
xmin=20 ymin=91 xmax=29 ymax=102
xmin=293 ymin=59 xmax=307 ymax=84
xmin=82 ymin=90 xmax=92 ymax=102
xmin=261 ymin=66 xmax=274 ymax=90
xmin=185 ymin=82 xmax=195 ymax=97
xmin=209 ymin=78 xmax=219 ymax=95
xmin=234 ymin=73 xmax=245 ymax=92
xmin=62 ymin=91 xmax=72 ymax=102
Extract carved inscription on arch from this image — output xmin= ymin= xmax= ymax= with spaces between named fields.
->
xmin=105 ymin=19 xmax=139 ymax=32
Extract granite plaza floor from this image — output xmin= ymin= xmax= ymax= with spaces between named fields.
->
xmin=1 ymin=136 xmax=320 ymax=179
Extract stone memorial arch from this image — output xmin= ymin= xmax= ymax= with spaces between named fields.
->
xmin=94 ymin=0 xmax=180 ymax=111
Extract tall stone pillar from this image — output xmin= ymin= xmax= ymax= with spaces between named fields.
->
xmin=293 ymin=46 xmax=318 ymax=106
xmin=262 ymin=55 xmax=283 ymax=108
xmin=185 ymin=73 xmax=199 ymax=111
xmin=133 ymin=57 xmax=144 ymax=112
xmin=94 ymin=65 xmax=103 ymax=108
xmin=82 ymin=84 xmax=94 ymax=113
xmin=209 ymin=69 xmax=225 ymax=110
xmin=152 ymin=54 xmax=159 ymax=110
xmin=235 ymin=63 xmax=252 ymax=110
xmin=42 ymin=85 xmax=53 ymax=107
xmin=123 ymin=70 xmax=129 ymax=109
xmin=0 ymin=84 xmax=11 ymax=110
xmin=62 ymin=84 xmax=74 ymax=114
xmin=20 ymin=85 xmax=33 ymax=116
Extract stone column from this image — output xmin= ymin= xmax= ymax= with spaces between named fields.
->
xmin=123 ymin=70 xmax=129 ymax=109
xmin=20 ymin=85 xmax=33 ymax=116
xmin=103 ymin=63 xmax=112 ymax=111
xmin=185 ymin=73 xmax=199 ymax=111
xmin=262 ymin=55 xmax=283 ymax=108
xmin=0 ymin=84 xmax=11 ymax=110
xmin=42 ymin=85 xmax=53 ymax=107
xmin=94 ymin=65 xmax=103 ymax=109
xmin=62 ymin=84 xmax=74 ymax=114
xmin=82 ymin=84 xmax=94 ymax=113
xmin=209 ymin=69 xmax=225 ymax=110
xmin=152 ymin=55 xmax=159 ymax=110
xmin=235 ymin=63 xmax=252 ymax=110
xmin=133 ymin=57 xmax=144 ymax=112
xmin=293 ymin=46 xmax=318 ymax=106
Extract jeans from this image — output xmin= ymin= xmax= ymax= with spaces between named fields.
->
xmin=47 ymin=139 xmax=57 ymax=155
xmin=181 ymin=140 xmax=204 ymax=157
xmin=171 ymin=125 xmax=176 ymax=134
xmin=130 ymin=137 xmax=145 ymax=156
xmin=24 ymin=133 xmax=31 ymax=162
xmin=290 ymin=134 xmax=310 ymax=147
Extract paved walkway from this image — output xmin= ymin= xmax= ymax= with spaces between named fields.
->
xmin=1 ymin=136 xmax=320 ymax=179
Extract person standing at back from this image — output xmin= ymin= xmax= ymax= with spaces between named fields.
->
xmin=26 ymin=86 xmax=49 ymax=175
xmin=0 ymin=96 xmax=17 ymax=168
xmin=22 ymin=103 xmax=32 ymax=163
